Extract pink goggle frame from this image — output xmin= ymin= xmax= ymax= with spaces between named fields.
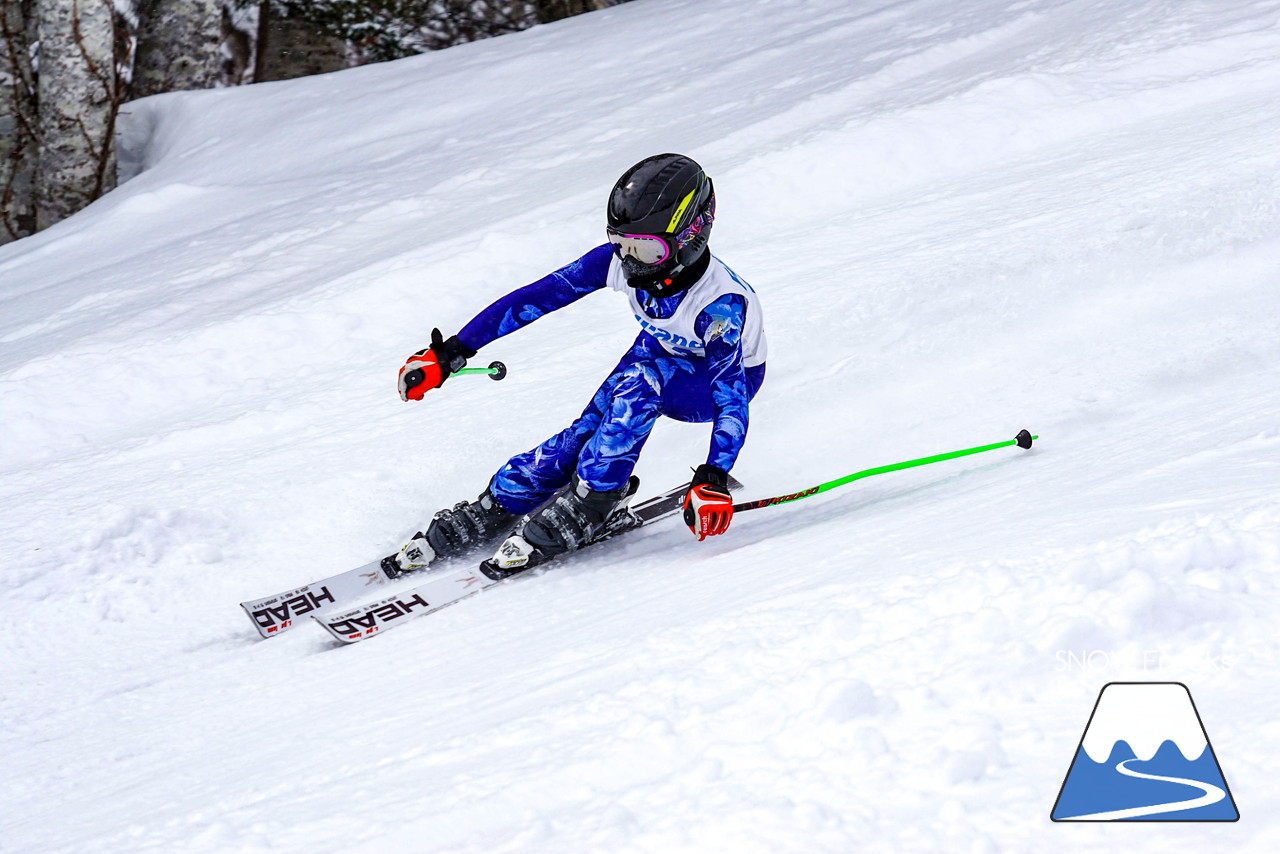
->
xmin=606 ymin=194 xmax=715 ymax=268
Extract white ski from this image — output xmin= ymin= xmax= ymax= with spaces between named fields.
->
xmin=312 ymin=566 xmax=496 ymax=643
xmin=239 ymin=558 xmax=399 ymax=638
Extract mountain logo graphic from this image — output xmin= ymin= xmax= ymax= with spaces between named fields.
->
xmin=1051 ymin=682 xmax=1239 ymax=821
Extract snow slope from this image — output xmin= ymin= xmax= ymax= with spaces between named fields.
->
xmin=3 ymin=0 xmax=1280 ymax=850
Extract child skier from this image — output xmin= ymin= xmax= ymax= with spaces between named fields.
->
xmin=393 ymin=153 xmax=767 ymax=572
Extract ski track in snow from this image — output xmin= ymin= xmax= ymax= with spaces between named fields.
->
xmin=3 ymin=0 xmax=1280 ymax=851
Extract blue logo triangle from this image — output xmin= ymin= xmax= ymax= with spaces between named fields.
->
xmin=1052 ymin=682 xmax=1239 ymax=821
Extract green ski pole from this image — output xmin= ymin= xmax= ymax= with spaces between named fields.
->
xmin=733 ymin=429 xmax=1036 ymax=513
xmin=403 ymin=360 xmax=508 ymax=389
xmin=454 ymin=361 xmax=507 ymax=380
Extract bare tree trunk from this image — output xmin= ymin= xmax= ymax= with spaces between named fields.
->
xmin=256 ymin=4 xmax=344 ymax=83
xmin=36 ymin=0 xmax=121 ymax=230
xmin=255 ymin=0 xmax=267 ymax=80
xmin=1 ymin=0 xmax=38 ymax=242
xmin=133 ymin=0 xmax=221 ymax=97
xmin=537 ymin=0 xmax=613 ymax=25
xmin=220 ymin=3 xmax=255 ymax=87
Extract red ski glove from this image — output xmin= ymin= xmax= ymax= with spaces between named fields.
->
xmin=398 ymin=328 xmax=475 ymax=401
xmin=683 ymin=464 xmax=734 ymax=540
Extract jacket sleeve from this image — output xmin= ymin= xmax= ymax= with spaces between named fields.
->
xmin=456 ymin=244 xmax=613 ymax=351
xmin=695 ymin=293 xmax=751 ymax=472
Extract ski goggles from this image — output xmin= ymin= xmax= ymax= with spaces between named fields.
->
xmin=606 ymin=194 xmax=716 ymax=267
xmin=606 ymin=231 xmax=672 ymax=266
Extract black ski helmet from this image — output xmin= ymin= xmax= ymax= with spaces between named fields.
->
xmin=606 ymin=153 xmax=715 ymax=293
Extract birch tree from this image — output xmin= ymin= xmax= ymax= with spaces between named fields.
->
xmin=35 ymin=0 xmax=123 ymax=230
xmin=133 ymin=0 xmax=222 ymax=97
xmin=1 ymin=0 xmax=38 ymax=241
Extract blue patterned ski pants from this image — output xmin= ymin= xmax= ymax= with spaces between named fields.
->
xmin=489 ymin=337 xmax=763 ymax=514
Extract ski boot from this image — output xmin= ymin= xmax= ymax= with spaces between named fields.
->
xmin=384 ymin=489 xmax=516 ymax=578
xmin=481 ymin=475 xmax=640 ymax=580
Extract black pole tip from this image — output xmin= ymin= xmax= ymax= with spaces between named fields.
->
xmin=1015 ymin=429 xmax=1034 ymax=449
xmin=488 ymin=361 xmax=507 ymax=381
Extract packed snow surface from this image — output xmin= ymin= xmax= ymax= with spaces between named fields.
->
xmin=3 ymin=0 xmax=1280 ymax=850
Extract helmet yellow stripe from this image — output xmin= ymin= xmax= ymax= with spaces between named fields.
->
xmin=665 ymin=187 xmax=698 ymax=233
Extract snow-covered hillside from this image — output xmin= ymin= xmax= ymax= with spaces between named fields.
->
xmin=3 ymin=0 xmax=1279 ymax=850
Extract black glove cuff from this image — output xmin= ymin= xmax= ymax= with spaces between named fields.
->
xmin=691 ymin=463 xmax=730 ymax=491
xmin=430 ymin=328 xmax=478 ymax=375
xmin=451 ymin=335 xmax=479 ymax=360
